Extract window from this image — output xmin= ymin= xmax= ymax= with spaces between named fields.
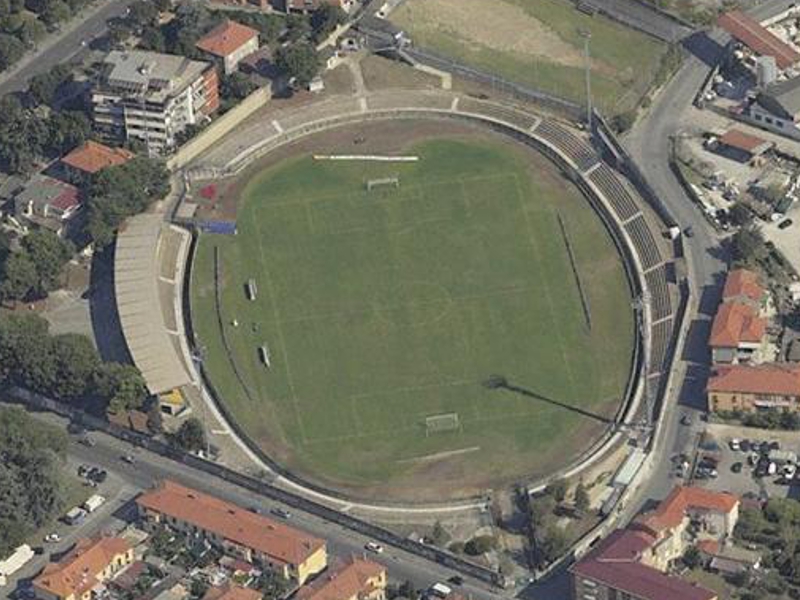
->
xmin=766 ymin=117 xmax=774 ymax=124
xmin=755 ymin=114 xmax=762 ymax=121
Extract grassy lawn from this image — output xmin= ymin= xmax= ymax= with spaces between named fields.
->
xmin=28 ymin=472 xmax=88 ymax=545
xmin=191 ymin=136 xmax=634 ymax=497
xmin=392 ymin=0 xmax=666 ymax=114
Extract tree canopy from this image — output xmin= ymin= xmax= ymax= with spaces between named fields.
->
xmin=0 ymin=406 xmax=69 ymax=556
xmin=86 ymin=156 xmax=169 ymax=246
xmin=276 ymin=42 xmax=320 ymax=87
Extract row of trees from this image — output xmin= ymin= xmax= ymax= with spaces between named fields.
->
xmin=0 ymin=405 xmax=70 ymax=555
xmin=0 ymin=313 xmax=148 ymax=414
xmin=0 ymin=0 xmax=94 ymax=72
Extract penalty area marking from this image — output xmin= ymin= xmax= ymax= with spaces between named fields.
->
xmin=313 ymin=155 xmax=419 ymax=162
xmin=397 ymin=447 xmax=481 ymax=464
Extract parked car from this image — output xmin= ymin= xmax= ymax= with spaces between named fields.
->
xmin=79 ymin=436 xmax=95 ymax=447
xmin=731 ymin=462 xmax=743 ymax=474
xmin=121 ymin=455 xmax=135 ymax=465
xmin=778 ymin=218 xmax=793 ymax=230
xmin=365 ymin=542 xmax=384 ymax=554
xmin=44 ymin=533 xmax=61 ymax=543
xmin=729 ymin=438 xmax=741 ymax=451
xmin=447 ymin=576 xmax=464 ymax=586
xmin=680 ymin=413 xmax=692 ymax=426
xmin=271 ymin=507 xmax=291 ymax=519
xmin=740 ymin=439 xmax=751 ymax=452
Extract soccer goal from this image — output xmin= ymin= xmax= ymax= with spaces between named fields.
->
xmin=425 ymin=413 xmax=461 ymax=436
xmin=366 ymin=176 xmax=400 ymax=191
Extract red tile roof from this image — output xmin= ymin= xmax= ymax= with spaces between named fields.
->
xmin=196 ymin=20 xmax=258 ymax=57
xmin=707 ymin=362 xmax=800 ymax=396
xmin=722 ymin=269 xmax=764 ymax=303
xmin=572 ymin=530 xmax=717 ymax=600
xmin=203 ymin=584 xmax=262 ymax=600
xmin=635 ymin=486 xmax=739 ymax=533
xmin=709 ymin=301 xmax=766 ymax=348
xmin=719 ymin=129 xmax=771 ymax=155
xmin=136 ymin=480 xmax=325 ymax=567
xmin=718 ymin=10 xmax=800 ymax=69
xmin=33 ymin=537 xmax=131 ymax=599
xmin=61 ymin=141 xmax=134 ymax=174
xmin=296 ymin=558 xmax=386 ymax=600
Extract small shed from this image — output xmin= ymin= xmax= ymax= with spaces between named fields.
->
xmin=717 ymin=129 xmax=773 ymax=162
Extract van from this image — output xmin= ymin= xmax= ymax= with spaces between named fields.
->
xmin=429 ymin=583 xmax=452 ymax=599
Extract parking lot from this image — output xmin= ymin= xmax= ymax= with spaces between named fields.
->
xmin=683 ymin=422 xmax=800 ymax=501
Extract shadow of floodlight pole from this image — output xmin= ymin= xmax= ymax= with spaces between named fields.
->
xmin=483 ymin=375 xmax=611 ymax=425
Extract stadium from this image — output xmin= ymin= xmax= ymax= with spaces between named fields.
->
xmin=180 ymin=92 xmax=677 ymax=502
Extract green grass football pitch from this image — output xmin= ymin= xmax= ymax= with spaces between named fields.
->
xmin=190 ymin=137 xmax=635 ymax=494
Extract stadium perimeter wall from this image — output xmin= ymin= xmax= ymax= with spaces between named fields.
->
xmin=182 ymin=104 xmax=648 ymax=508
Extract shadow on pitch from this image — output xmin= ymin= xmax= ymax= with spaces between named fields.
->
xmin=483 ymin=376 xmax=611 ymax=425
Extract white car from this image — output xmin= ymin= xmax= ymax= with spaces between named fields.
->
xmin=729 ymin=438 xmax=741 ymax=451
xmin=44 ymin=533 xmax=61 ymax=543
xmin=364 ymin=542 xmax=384 ymax=554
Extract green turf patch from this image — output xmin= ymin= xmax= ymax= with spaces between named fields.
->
xmin=191 ymin=137 xmax=634 ymax=495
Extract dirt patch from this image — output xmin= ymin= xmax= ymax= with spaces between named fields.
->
xmin=397 ymin=0 xmax=587 ymax=69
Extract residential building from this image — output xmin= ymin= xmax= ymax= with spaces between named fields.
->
xmin=632 ymin=486 xmax=740 ymax=570
xmin=295 ymin=558 xmax=387 ymax=600
xmin=203 ymin=584 xmax=262 ymax=600
xmin=196 ymin=20 xmax=259 ymax=75
xmin=136 ymin=480 xmax=327 ymax=584
xmin=744 ymin=76 xmax=800 ymax=140
xmin=570 ymin=529 xmax=717 ymax=600
xmin=60 ymin=140 xmax=134 ymax=179
xmin=13 ymin=174 xmax=81 ymax=237
xmin=92 ymin=50 xmax=220 ymax=154
xmin=707 ymin=362 xmax=800 ymax=412
xmin=709 ymin=302 xmax=767 ymax=364
xmin=32 ymin=537 xmax=134 ymax=600
xmin=697 ymin=540 xmax=761 ymax=576
xmin=717 ymin=10 xmax=800 ymax=69
xmin=709 ymin=268 xmax=768 ymax=364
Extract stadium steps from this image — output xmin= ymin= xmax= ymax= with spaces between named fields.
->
xmin=624 ymin=215 xmax=662 ymax=271
xmin=588 ymin=164 xmax=641 ymax=222
xmin=533 ymin=120 xmax=599 ymax=172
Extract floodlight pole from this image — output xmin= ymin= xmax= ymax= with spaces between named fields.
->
xmin=580 ymin=29 xmax=593 ymax=129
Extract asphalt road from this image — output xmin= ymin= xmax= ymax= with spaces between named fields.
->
xmin=0 ymin=0 xmax=136 ymax=97
xmin=14 ymin=409 xmax=506 ymax=600
xmin=622 ymin=29 xmax=730 ymax=514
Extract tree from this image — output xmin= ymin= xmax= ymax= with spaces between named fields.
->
xmin=0 ymin=33 xmax=25 ymax=70
xmin=728 ymin=202 xmax=754 ymax=228
xmin=41 ymin=0 xmax=71 ymax=28
xmin=683 ymin=545 xmax=702 ymax=569
xmin=93 ymin=362 xmax=147 ymax=413
xmin=286 ymin=13 xmax=311 ymax=43
xmin=0 ymin=406 xmax=68 ymax=556
xmin=47 ymin=110 xmax=91 ymax=155
xmin=535 ymin=524 xmax=569 ymax=566
xmin=311 ymin=5 xmax=346 ymax=42
xmin=0 ymin=251 xmax=38 ymax=301
xmin=464 ymin=535 xmax=497 ymax=556
xmin=28 ymin=65 xmax=69 ymax=105
xmin=431 ymin=521 xmax=449 ymax=547
xmin=276 ymin=42 xmax=320 ymax=87
xmin=574 ymin=482 xmax=590 ymax=514
xmin=529 ymin=494 xmax=556 ymax=527
xmin=51 ymin=333 xmax=100 ymax=400
xmin=730 ymin=226 xmax=767 ymax=265
xmin=172 ymin=417 xmax=206 ymax=453
xmin=21 ymin=230 xmax=74 ymax=296
xmin=545 ymin=478 xmax=568 ymax=503
xmin=220 ymin=72 xmax=257 ymax=102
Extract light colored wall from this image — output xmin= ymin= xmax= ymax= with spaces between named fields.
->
xmin=167 ymin=86 xmax=270 ymax=170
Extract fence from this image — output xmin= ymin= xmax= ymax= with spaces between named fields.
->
xmin=4 ymin=386 xmax=504 ymax=587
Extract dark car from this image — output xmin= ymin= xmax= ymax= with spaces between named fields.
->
xmin=770 ymin=440 xmax=781 ymax=451
xmin=731 ymin=462 xmax=743 ymax=473
xmin=447 ymin=576 xmax=464 ymax=586
xmin=778 ymin=219 xmax=793 ymax=230
xmin=740 ymin=439 xmax=751 ymax=452
xmin=89 ymin=469 xmax=107 ymax=484
xmin=680 ymin=413 xmax=692 ymax=426
xmin=271 ymin=507 xmax=291 ymax=519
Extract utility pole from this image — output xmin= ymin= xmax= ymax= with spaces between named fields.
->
xmin=579 ymin=29 xmax=593 ymax=129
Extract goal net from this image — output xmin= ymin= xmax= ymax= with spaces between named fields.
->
xmin=425 ymin=413 xmax=461 ymax=436
xmin=366 ymin=176 xmax=400 ymax=191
